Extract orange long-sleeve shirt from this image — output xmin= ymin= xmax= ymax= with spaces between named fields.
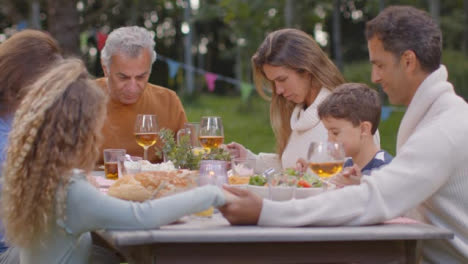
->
xmin=96 ymin=78 xmax=187 ymax=164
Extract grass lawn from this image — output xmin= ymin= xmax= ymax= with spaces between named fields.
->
xmin=379 ymin=110 xmax=404 ymax=156
xmin=183 ymin=94 xmax=403 ymax=156
xmin=184 ymin=94 xmax=275 ymax=154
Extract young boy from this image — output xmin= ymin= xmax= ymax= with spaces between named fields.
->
xmin=299 ymin=83 xmax=393 ymax=187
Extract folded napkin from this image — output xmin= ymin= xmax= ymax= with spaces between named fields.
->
xmin=384 ymin=217 xmax=420 ymax=224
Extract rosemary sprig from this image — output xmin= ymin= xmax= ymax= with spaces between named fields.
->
xmin=156 ymin=128 xmax=230 ymax=170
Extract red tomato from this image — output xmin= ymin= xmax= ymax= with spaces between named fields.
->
xmin=298 ymin=179 xmax=311 ymax=188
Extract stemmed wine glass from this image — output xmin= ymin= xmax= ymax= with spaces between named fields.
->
xmin=199 ymin=116 xmax=224 ymax=150
xmin=134 ymin=114 xmax=159 ymax=160
xmin=307 ymin=141 xmax=346 ymax=188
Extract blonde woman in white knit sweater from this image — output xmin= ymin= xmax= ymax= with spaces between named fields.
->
xmin=227 ymin=29 xmax=347 ymax=173
xmin=220 ymin=6 xmax=468 ymax=264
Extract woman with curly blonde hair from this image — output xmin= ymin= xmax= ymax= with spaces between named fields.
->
xmin=1 ymin=59 xmax=229 ymax=264
xmin=227 ymin=29 xmax=380 ymax=172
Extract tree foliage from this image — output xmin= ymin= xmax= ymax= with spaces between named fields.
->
xmin=0 ymin=0 xmax=466 ymax=97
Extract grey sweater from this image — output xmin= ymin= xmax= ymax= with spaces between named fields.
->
xmin=19 ymin=170 xmax=225 ymax=264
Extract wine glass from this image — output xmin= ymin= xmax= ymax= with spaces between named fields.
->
xmin=134 ymin=114 xmax=159 ymax=161
xmin=307 ymin=141 xmax=346 ymax=188
xmin=199 ymin=116 xmax=224 ymax=150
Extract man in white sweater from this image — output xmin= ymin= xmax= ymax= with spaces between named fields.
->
xmin=220 ymin=6 xmax=468 ymax=263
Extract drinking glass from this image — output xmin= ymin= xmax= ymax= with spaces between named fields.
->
xmin=194 ymin=160 xmax=225 ymax=218
xmin=118 ymin=155 xmax=142 ymax=177
xmin=134 ymin=114 xmax=159 ymax=161
xmin=307 ymin=141 xmax=346 ymax=187
xmin=199 ymin=116 xmax=224 ymax=150
xmin=229 ymin=158 xmax=255 ymax=185
xmin=176 ymin=122 xmax=201 ymax=147
xmin=103 ymin=149 xmax=126 ymax=179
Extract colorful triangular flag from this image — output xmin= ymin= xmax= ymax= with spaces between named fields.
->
xmin=240 ymin=82 xmax=254 ymax=102
xmin=167 ymin=59 xmax=180 ymax=79
xmin=96 ymin=31 xmax=108 ymax=51
xmin=17 ymin=20 xmax=28 ymax=31
xmin=204 ymin=72 xmax=218 ymax=92
xmin=381 ymin=106 xmax=393 ymax=122
xmin=80 ymin=31 xmax=89 ymax=54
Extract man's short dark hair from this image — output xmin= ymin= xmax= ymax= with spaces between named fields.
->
xmin=318 ymin=83 xmax=381 ymax=135
xmin=365 ymin=5 xmax=442 ymax=73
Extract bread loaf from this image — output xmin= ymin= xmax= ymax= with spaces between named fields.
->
xmin=107 ymin=170 xmax=198 ymax=202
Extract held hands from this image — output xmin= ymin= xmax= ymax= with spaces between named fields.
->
xmin=225 ymin=142 xmax=248 ymax=159
xmin=330 ymin=164 xmax=362 ymax=188
xmin=219 ymin=185 xmax=263 ymax=225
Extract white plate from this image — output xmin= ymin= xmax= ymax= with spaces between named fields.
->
xmin=295 ymin=187 xmax=325 ymax=199
xmin=246 ymin=185 xmax=270 ymax=199
xmin=247 ymin=185 xmax=326 ymax=201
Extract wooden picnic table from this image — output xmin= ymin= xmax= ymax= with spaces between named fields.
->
xmin=96 ymin=213 xmax=453 ymax=264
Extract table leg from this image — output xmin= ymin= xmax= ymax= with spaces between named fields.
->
xmin=404 ymin=240 xmax=421 ymax=264
xmin=119 ymin=245 xmax=156 ymax=264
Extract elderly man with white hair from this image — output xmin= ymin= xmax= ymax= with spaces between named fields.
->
xmin=96 ymin=26 xmax=187 ymax=163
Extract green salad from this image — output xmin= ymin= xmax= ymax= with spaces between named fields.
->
xmin=248 ymin=168 xmax=322 ymax=188
xmin=297 ymin=172 xmax=322 ymax=188
xmin=248 ymin=174 xmax=267 ymax=186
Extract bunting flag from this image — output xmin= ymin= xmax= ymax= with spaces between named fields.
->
xmin=17 ymin=21 xmax=28 ymax=30
xmin=80 ymin=31 xmax=88 ymax=53
xmin=96 ymin=31 xmax=108 ymax=51
xmin=157 ymin=54 xmax=254 ymax=96
xmin=381 ymin=106 xmax=393 ymax=122
xmin=240 ymin=82 xmax=254 ymax=102
xmin=204 ymin=72 xmax=218 ymax=92
xmin=167 ymin=59 xmax=180 ymax=79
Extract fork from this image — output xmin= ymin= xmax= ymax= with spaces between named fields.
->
xmin=262 ymin=168 xmax=276 ymax=200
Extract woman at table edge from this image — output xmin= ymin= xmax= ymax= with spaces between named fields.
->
xmin=226 ymin=28 xmax=380 ymax=173
xmin=1 ymin=59 xmax=234 ymax=264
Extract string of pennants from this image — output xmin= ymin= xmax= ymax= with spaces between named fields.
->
xmin=79 ymin=31 xmax=403 ymax=122
xmin=381 ymin=106 xmax=405 ymax=122
xmin=14 ymin=26 xmax=404 ymax=122
xmin=156 ymin=54 xmax=254 ymax=103
xmin=158 ymin=54 xmax=404 ymax=122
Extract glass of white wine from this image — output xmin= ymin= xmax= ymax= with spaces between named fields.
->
xmin=307 ymin=141 xmax=346 ymax=188
xmin=199 ymin=116 xmax=224 ymax=150
xmin=134 ymin=114 xmax=159 ymax=161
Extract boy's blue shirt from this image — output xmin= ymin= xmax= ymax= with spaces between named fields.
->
xmin=344 ymin=149 xmax=393 ymax=175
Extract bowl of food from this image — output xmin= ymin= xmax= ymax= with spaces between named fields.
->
xmin=246 ymin=185 xmax=296 ymax=201
xmin=246 ymin=169 xmax=325 ymax=201
xmin=294 ymin=171 xmax=325 ymax=199
xmin=246 ymin=172 xmax=296 ymax=201
xmin=228 ymin=158 xmax=256 ymax=185
xmin=246 ymin=185 xmax=270 ymax=198
xmin=294 ymin=187 xmax=325 ymax=199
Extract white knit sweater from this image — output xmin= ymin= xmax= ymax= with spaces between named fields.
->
xmin=248 ymin=87 xmax=380 ymax=173
xmin=258 ymin=65 xmax=468 ymax=263
xmin=246 ymin=88 xmax=331 ymax=173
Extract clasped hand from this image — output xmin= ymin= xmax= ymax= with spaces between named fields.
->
xmin=220 ymin=185 xmax=262 ymax=225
